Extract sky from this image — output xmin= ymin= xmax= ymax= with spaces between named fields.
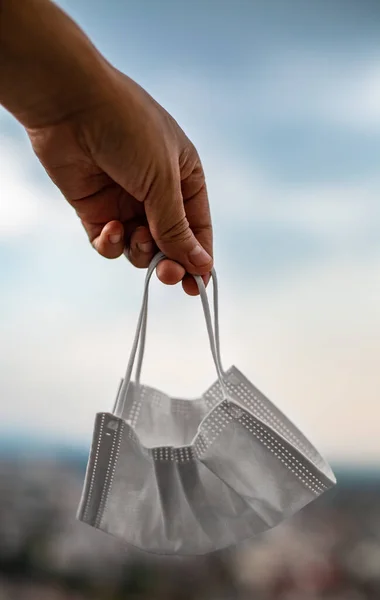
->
xmin=1 ymin=0 xmax=380 ymax=464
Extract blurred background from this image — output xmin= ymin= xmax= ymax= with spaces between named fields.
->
xmin=1 ymin=0 xmax=380 ymax=598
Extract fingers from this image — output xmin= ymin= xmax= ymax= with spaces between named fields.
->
xmin=127 ymin=226 xmax=155 ymax=267
xmin=144 ymin=162 xmax=213 ymax=278
xmin=90 ymin=214 xmax=209 ymax=293
xmin=91 ymin=220 xmax=125 ymax=258
xmin=182 ymin=272 xmax=210 ymax=296
xmin=89 ymin=218 xmax=187 ymax=289
xmin=124 ymin=226 xmax=186 ymax=285
xmin=92 ymin=216 xmax=206 ymax=293
xmin=156 ymin=259 xmax=186 ymax=285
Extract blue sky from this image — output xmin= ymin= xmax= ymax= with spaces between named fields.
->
xmin=1 ymin=0 xmax=380 ymax=463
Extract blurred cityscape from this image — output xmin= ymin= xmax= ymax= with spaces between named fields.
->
xmin=0 ymin=446 xmax=378 ymax=600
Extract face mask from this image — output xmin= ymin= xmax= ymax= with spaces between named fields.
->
xmin=77 ymin=252 xmax=336 ymax=556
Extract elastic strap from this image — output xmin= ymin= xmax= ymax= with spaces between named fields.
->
xmin=113 ymin=253 xmax=226 ymax=417
xmin=135 ymin=268 xmax=223 ymax=384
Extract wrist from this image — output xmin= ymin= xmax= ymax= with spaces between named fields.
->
xmin=0 ymin=0 xmax=112 ymax=129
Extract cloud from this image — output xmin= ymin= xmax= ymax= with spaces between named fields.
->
xmin=149 ymin=54 xmax=380 ymax=136
xmin=0 ymin=136 xmax=46 ymax=238
xmin=256 ymin=55 xmax=380 ymax=131
xmin=325 ymin=61 xmax=380 ymax=129
xmin=143 ymin=60 xmax=380 ymax=267
xmin=0 ymin=133 xmax=77 ymax=240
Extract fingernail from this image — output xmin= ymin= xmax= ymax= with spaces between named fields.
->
xmin=189 ymin=244 xmax=212 ymax=267
xmin=109 ymin=233 xmax=122 ymax=244
xmin=137 ymin=241 xmax=153 ymax=254
xmin=203 ymin=273 xmax=211 ymax=287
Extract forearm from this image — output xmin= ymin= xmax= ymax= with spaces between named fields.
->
xmin=0 ymin=0 xmax=111 ymax=128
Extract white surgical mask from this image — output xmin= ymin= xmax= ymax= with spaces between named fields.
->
xmin=77 ymin=252 xmax=336 ymax=555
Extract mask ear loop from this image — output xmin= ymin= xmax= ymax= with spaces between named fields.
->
xmin=113 ymin=252 xmax=166 ymax=417
xmin=134 ymin=267 xmax=224 ymax=386
xmin=193 ymin=273 xmax=228 ymax=398
xmin=113 ymin=252 xmax=228 ymax=418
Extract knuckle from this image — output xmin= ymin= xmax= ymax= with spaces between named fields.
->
xmin=179 ymin=142 xmax=200 ymax=176
xmin=142 ymin=162 xmax=179 ymax=205
xmin=156 ymin=215 xmax=192 ymax=245
xmin=91 ymin=239 xmax=109 ymax=259
xmin=127 ymin=248 xmax=151 ymax=269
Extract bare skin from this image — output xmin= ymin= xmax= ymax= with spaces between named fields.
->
xmin=0 ymin=0 xmax=213 ymax=294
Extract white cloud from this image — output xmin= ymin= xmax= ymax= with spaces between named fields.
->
xmin=150 ymin=55 xmax=380 ymax=133
xmin=0 ymin=136 xmax=45 ymax=237
xmin=144 ymin=62 xmax=380 ymax=262
xmin=203 ymin=151 xmax=380 ymax=262
xmin=327 ymin=62 xmax=380 ymax=129
xmin=247 ymin=55 xmax=380 ymax=130
xmin=0 ymin=134 xmax=78 ymax=240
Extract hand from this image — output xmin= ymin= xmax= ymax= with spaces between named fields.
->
xmin=1 ymin=0 xmax=213 ymax=295
xmin=26 ymin=68 xmax=212 ymax=295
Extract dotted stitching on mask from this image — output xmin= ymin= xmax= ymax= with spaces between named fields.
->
xmin=171 ymin=399 xmax=200 ymax=415
xmin=128 ymin=385 xmax=146 ymax=428
xmin=238 ymin=412 xmax=326 ymax=494
xmin=118 ymin=370 xmax=327 ymax=492
xmin=225 ymin=378 xmax=314 ymax=462
xmin=176 ymin=446 xmax=194 ymax=462
xmin=82 ymin=414 xmax=105 ymax=522
xmin=204 ymin=371 xmax=316 ymax=465
xmin=203 ymin=381 xmax=223 ymax=409
xmin=98 ymin=420 xmax=124 ymax=528
xmin=194 ymin=401 xmax=233 ymax=456
xmin=127 ymin=427 xmax=138 ymax=443
xmin=193 ymin=400 xmax=326 ymax=493
xmin=194 ymin=433 xmax=208 ymax=457
xmin=150 ymin=445 xmax=195 ymax=462
xmin=150 ymin=388 xmax=164 ymax=408
xmin=95 ymin=420 xmax=123 ymax=528
xmin=152 ymin=446 xmax=172 ymax=461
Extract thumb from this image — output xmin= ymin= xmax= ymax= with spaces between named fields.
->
xmin=144 ymin=174 xmax=213 ymax=275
